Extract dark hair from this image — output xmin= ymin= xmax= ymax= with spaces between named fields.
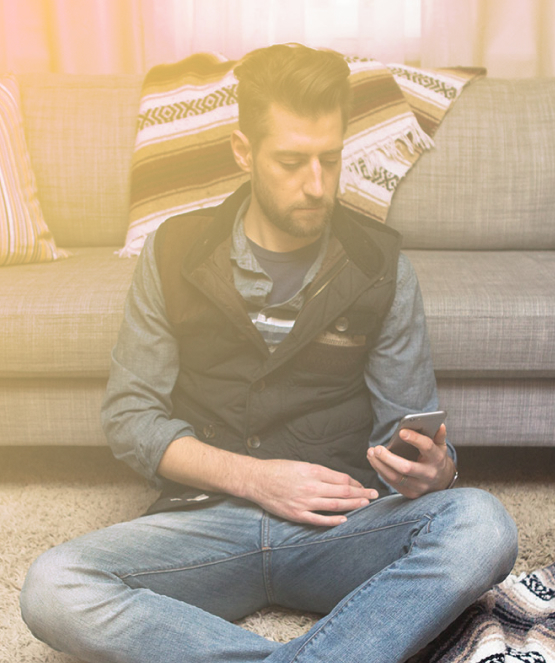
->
xmin=234 ymin=43 xmax=351 ymax=145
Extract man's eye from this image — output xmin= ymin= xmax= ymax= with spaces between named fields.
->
xmin=321 ymin=159 xmax=340 ymax=167
xmin=280 ymin=162 xmax=301 ymax=170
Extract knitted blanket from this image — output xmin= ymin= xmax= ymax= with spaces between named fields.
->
xmin=409 ymin=563 xmax=555 ymax=663
xmin=119 ymin=53 xmax=484 ymax=256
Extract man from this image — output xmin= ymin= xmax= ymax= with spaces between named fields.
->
xmin=21 ymin=44 xmax=517 ymax=663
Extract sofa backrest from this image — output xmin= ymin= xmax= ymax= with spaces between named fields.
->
xmin=18 ymin=73 xmax=142 ymax=248
xmin=17 ymin=74 xmax=555 ymax=251
xmin=388 ymin=78 xmax=555 ymax=250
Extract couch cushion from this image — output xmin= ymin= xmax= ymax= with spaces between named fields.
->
xmin=437 ymin=377 xmax=555 ymax=446
xmin=0 ymin=377 xmax=108 ymax=445
xmin=0 ymin=74 xmax=69 ymax=266
xmin=17 ymin=74 xmax=143 ymax=248
xmin=389 ymin=79 xmax=555 ymax=250
xmin=0 ymin=247 xmax=137 ymax=377
xmin=407 ymin=250 xmax=555 ymax=376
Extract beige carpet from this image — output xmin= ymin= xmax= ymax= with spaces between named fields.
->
xmin=1 ymin=445 xmax=554 ymax=663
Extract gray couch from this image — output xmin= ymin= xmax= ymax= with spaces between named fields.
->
xmin=1 ymin=74 xmax=554 ymax=449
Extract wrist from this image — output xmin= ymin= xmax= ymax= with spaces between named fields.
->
xmin=229 ymin=454 xmax=263 ymax=501
xmin=158 ymin=437 xmax=263 ymax=500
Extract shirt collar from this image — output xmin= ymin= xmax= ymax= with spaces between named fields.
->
xmin=229 ymin=193 xmax=332 ymax=311
xmin=230 ymin=195 xmax=266 ymax=275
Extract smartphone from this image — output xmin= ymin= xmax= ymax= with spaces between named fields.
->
xmin=385 ymin=411 xmax=447 ymax=461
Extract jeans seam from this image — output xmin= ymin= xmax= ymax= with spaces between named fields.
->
xmin=271 ymin=519 xmax=423 ymax=554
xmin=261 ymin=511 xmax=275 ymax=604
xmin=290 ymin=514 xmax=433 ymax=662
xmin=116 ymin=520 xmax=421 ymax=580
xmin=117 ymin=549 xmax=262 ymax=580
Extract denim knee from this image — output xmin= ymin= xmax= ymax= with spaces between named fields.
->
xmin=437 ymin=487 xmax=518 ymax=588
xmin=20 ymin=544 xmax=77 ymax=648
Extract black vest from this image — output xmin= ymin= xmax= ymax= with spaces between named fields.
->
xmin=151 ymin=183 xmax=402 ymax=511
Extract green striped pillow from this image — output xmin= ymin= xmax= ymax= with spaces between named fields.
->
xmin=0 ymin=74 xmax=69 ymax=266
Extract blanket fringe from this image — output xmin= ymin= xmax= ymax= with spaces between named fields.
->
xmin=119 ymin=55 xmax=481 ymax=255
xmin=116 ymin=235 xmax=146 ymax=258
xmin=340 ymin=121 xmax=434 ymax=194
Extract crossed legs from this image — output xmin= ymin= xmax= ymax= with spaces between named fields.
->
xmin=21 ymin=488 xmax=517 ymax=663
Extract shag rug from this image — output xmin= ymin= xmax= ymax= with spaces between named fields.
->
xmin=1 ymin=446 xmax=554 ymax=663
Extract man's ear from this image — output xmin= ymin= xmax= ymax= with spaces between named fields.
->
xmin=231 ymin=130 xmax=253 ymax=173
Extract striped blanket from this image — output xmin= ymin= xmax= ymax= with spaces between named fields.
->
xmin=120 ymin=53 xmax=484 ymax=256
xmin=409 ymin=563 xmax=555 ymax=663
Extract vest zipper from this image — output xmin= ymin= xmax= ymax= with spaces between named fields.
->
xmin=301 ymin=255 xmax=350 ymax=310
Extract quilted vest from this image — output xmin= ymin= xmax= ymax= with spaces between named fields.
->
xmin=154 ymin=184 xmax=402 ymax=497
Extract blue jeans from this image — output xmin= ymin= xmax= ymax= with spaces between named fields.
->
xmin=20 ymin=488 xmax=517 ymax=663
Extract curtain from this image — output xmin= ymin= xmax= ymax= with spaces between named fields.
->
xmin=421 ymin=0 xmax=555 ymax=77
xmin=0 ymin=0 xmax=554 ymax=77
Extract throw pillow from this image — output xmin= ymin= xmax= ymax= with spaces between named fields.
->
xmin=0 ymin=74 xmax=69 ymax=266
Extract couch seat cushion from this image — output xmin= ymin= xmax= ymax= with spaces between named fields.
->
xmin=406 ymin=250 xmax=555 ymax=377
xmin=0 ymin=247 xmax=137 ymax=377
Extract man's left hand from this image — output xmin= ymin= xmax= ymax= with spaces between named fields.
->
xmin=366 ymin=424 xmax=456 ymax=499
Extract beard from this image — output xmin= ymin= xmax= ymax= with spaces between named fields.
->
xmin=251 ymin=176 xmax=336 ymax=239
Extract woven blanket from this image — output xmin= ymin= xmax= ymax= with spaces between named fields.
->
xmin=120 ymin=53 xmax=484 ymax=257
xmin=409 ymin=563 xmax=555 ymax=663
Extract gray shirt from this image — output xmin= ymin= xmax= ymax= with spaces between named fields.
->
xmin=101 ymin=224 xmax=452 ymax=489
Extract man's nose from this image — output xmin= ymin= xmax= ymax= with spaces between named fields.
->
xmin=303 ymin=159 xmax=324 ymax=199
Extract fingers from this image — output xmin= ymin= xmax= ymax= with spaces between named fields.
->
xmin=281 ymin=493 xmax=377 ymax=527
xmin=306 ymin=465 xmax=378 ymax=500
xmin=316 ymin=480 xmax=377 ymax=501
xmin=303 ymin=472 xmax=379 ymax=512
xmin=311 ymin=464 xmax=366 ymax=488
xmin=367 ymin=448 xmax=413 ymax=492
xmin=434 ymin=424 xmax=447 ymax=446
xmin=302 ymin=512 xmax=350 ymax=527
xmin=394 ymin=424 xmax=448 ymax=462
xmin=260 ymin=461 xmax=380 ymax=526
xmin=367 ymin=424 xmax=451 ymax=499
xmin=368 ymin=444 xmax=413 ymax=478
xmin=313 ymin=495 xmax=377 ymax=512
xmin=292 ymin=492 xmax=378 ymax=527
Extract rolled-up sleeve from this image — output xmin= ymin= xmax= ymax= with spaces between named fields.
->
xmin=101 ymin=233 xmax=196 ymax=484
xmin=365 ymin=253 xmax=456 ymax=463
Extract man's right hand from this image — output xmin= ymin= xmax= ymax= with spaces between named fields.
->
xmin=244 ymin=458 xmax=378 ymax=527
xmin=158 ymin=437 xmax=378 ymax=527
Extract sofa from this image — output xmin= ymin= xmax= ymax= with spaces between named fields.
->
xmin=1 ymin=73 xmax=554 ymax=450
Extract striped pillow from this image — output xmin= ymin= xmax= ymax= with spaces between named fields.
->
xmin=0 ymin=74 xmax=69 ymax=266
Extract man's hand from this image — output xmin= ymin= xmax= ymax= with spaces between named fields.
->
xmin=158 ymin=437 xmax=378 ymax=527
xmin=245 ymin=459 xmax=378 ymax=527
xmin=366 ymin=424 xmax=456 ymax=499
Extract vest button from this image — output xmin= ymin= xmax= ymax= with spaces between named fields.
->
xmin=246 ymin=436 xmax=261 ymax=450
xmin=203 ymin=424 xmax=216 ymax=439
xmin=253 ymin=379 xmax=266 ymax=392
xmin=335 ymin=316 xmax=349 ymax=332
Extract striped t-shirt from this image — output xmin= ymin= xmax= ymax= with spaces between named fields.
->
xmin=230 ymin=197 xmax=330 ymax=348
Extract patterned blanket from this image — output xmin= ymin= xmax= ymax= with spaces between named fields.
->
xmin=409 ymin=564 xmax=555 ymax=663
xmin=119 ymin=53 xmax=484 ymax=256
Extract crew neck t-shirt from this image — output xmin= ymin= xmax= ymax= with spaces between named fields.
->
xmin=246 ymin=237 xmax=323 ymax=307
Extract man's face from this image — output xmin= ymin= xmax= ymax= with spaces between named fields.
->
xmin=248 ymin=103 xmax=345 ymax=240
